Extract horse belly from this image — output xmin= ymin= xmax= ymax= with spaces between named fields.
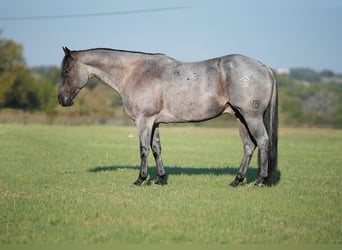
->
xmin=158 ymin=92 xmax=226 ymax=123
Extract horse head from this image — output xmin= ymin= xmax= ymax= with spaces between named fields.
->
xmin=58 ymin=47 xmax=88 ymax=107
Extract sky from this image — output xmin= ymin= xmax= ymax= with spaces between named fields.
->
xmin=1 ymin=0 xmax=342 ymax=73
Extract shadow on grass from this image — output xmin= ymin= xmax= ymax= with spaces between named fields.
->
xmin=88 ymin=165 xmax=281 ymax=186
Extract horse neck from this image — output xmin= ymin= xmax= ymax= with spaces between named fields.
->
xmin=80 ymin=50 xmax=136 ymax=95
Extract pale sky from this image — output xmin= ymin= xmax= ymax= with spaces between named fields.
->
xmin=1 ymin=0 xmax=341 ymax=73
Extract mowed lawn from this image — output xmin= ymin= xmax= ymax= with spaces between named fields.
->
xmin=0 ymin=124 xmax=341 ymax=243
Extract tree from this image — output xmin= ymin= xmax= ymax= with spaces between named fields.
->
xmin=0 ymin=33 xmax=57 ymax=112
xmin=0 ymin=32 xmax=26 ymax=107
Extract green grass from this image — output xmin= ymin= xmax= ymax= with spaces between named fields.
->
xmin=0 ymin=124 xmax=341 ymax=243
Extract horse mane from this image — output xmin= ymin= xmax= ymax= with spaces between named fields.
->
xmin=75 ymin=48 xmax=166 ymax=57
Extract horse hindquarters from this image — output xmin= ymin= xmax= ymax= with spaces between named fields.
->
xmin=247 ymin=78 xmax=278 ymax=186
xmin=228 ymin=67 xmax=278 ymax=187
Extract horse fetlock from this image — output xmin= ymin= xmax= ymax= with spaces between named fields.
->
xmin=157 ymin=167 xmax=165 ymax=176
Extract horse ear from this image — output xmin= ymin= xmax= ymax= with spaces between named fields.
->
xmin=62 ymin=47 xmax=73 ymax=58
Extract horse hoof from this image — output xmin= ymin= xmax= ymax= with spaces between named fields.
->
xmin=254 ymin=183 xmax=263 ymax=188
xmin=254 ymin=177 xmax=265 ymax=187
xmin=229 ymin=180 xmax=239 ymax=188
xmin=133 ymin=176 xmax=146 ymax=186
xmin=133 ymin=180 xmax=142 ymax=186
xmin=154 ymin=175 xmax=166 ymax=185
xmin=154 ymin=179 xmax=162 ymax=185
xmin=229 ymin=177 xmax=244 ymax=188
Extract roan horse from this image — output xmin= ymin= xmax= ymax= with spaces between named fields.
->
xmin=58 ymin=47 xmax=278 ymax=187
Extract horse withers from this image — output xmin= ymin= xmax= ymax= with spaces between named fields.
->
xmin=58 ymin=47 xmax=278 ymax=187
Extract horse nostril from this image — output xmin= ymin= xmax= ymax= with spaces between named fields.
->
xmin=58 ymin=94 xmax=63 ymax=105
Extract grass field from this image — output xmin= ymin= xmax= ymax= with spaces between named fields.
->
xmin=0 ymin=124 xmax=341 ymax=243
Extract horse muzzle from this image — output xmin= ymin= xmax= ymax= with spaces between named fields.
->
xmin=58 ymin=94 xmax=74 ymax=107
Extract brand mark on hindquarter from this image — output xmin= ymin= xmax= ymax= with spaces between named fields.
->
xmin=240 ymin=75 xmax=249 ymax=87
xmin=252 ymin=100 xmax=260 ymax=108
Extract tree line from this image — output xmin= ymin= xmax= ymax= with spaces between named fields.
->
xmin=0 ymin=34 xmax=57 ymax=114
xmin=0 ymin=34 xmax=341 ymax=127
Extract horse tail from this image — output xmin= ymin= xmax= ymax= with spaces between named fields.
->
xmin=263 ymin=68 xmax=278 ymax=185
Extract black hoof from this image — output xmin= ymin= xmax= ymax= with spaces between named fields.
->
xmin=229 ymin=177 xmax=244 ymax=187
xmin=263 ymin=177 xmax=273 ymax=187
xmin=133 ymin=176 xmax=146 ymax=186
xmin=154 ymin=175 xmax=166 ymax=185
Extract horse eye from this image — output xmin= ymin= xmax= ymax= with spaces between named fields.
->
xmin=64 ymin=69 xmax=70 ymax=75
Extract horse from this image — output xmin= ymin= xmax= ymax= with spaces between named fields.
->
xmin=58 ymin=47 xmax=278 ymax=187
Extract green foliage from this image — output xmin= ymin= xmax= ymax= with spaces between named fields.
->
xmin=276 ymin=74 xmax=342 ymax=127
xmin=0 ymin=125 xmax=341 ymax=243
xmin=0 ymin=34 xmax=57 ymax=113
xmin=0 ymin=34 xmax=26 ymax=107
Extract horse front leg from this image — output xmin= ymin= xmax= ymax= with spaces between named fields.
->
xmin=151 ymin=124 xmax=166 ymax=185
xmin=133 ymin=116 xmax=154 ymax=186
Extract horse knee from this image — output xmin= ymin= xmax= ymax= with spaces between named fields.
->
xmin=140 ymin=145 xmax=149 ymax=159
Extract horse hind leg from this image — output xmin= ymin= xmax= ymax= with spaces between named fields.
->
xmin=230 ymin=117 xmax=256 ymax=187
xmin=243 ymin=116 xmax=270 ymax=187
